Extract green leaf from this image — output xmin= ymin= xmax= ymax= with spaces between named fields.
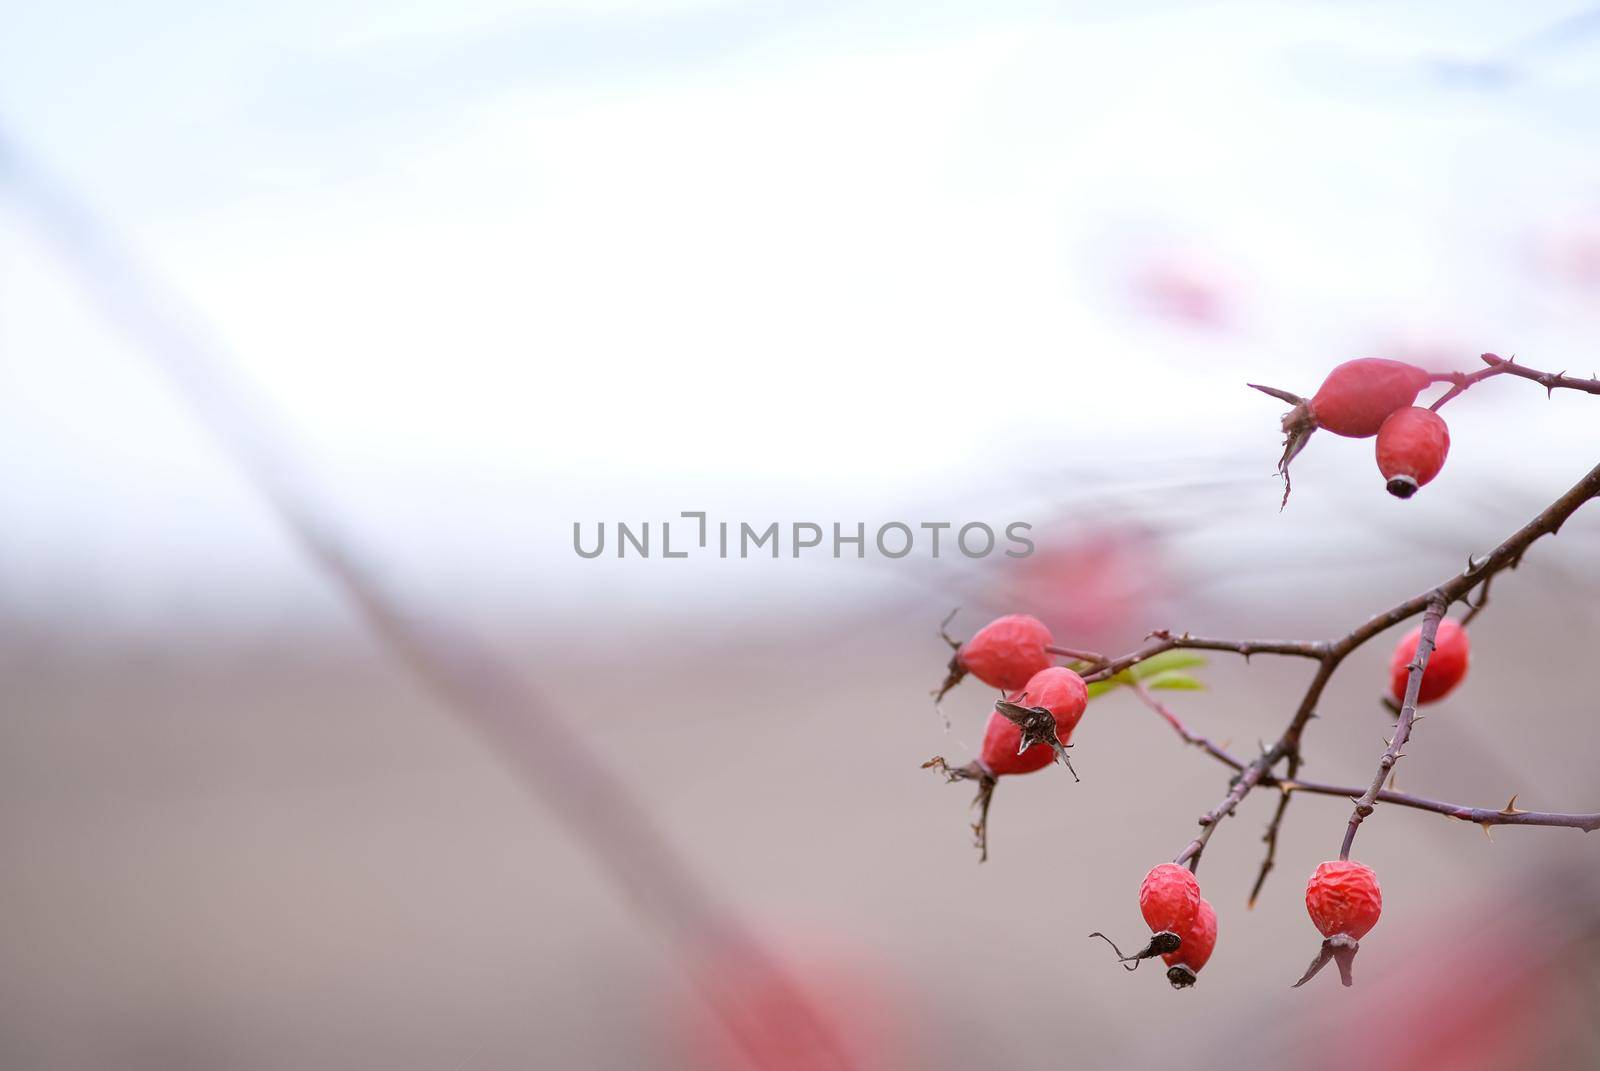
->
xmin=1084 ymin=652 xmax=1208 ymax=700
xmin=1125 ymin=650 xmax=1207 ymax=681
xmin=1141 ymin=670 xmax=1206 ymax=692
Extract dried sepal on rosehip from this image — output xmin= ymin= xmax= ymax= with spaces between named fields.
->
xmin=922 ymin=667 xmax=1087 ymax=861
xmin=1162 ymin=897 xmax=1217 ymax=989
xmin=1293 ymin=860 xmax=1382 ymax=988
xmin=1389 ymin=617 xmax=1469 ymax=705
xmin=1376 ymin=406 xmax=1450 ymax=499
xmin=1250 ymin=357 xmax=1432 ymax=506
xmin=993 ymin=666 xmax=1087 ymax=779
xmin=1091 ymin=863 xmax=1202 ymax=973
xmin=934 ymin=612 xmax=1054 ymax=702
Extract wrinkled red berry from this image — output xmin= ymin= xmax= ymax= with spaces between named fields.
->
xmin=1139 ymin=863 xmax=1201 ymax=937
xmin=938 ymin=614 xmax=1054 ymax=701
xmin=1163 ymin=897 xmax=1217 ymax=988
xmin=1293 ymin=860 xmax=1383 ymax=988
xmin=1376 ymin=406 xmax=1450 ymax=498
xmin=960 ymin=614 xmax=1054 ymax=690
xmin=1310 ymin=358 xmax=1432 ymax=438
xmin=979 ymin=666 xmax=1087 ymax=776
xmin=1389 ymin=618 xmax=1470 ymax=705
xmin=1306 ymin=860 xmax=1382 ymax=940
xmin=1089 ymin=864 xmax=1204 ymax=971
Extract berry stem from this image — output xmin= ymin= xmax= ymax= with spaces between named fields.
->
xmin=1045 ymin=643 xmax=1111 ymax=667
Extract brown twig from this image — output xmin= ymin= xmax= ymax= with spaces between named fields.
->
xmin=1126 ymin=686 xmax=1600 ymax=836
xmin=1101 ymin=458 xmax=1600 ymax=890
xmin=1431 ymin=353 xmax=1600 ymax=410
xmin=1173 ymin=746 xmax=1277 ymax=872
xmin=1460 ymin=571 xmax=1495 ymax=627
xmin=1082 ymin=632 xmax=1328 ymax=684
xmin=1339 ymin=599 xmax=1446 ymax=859
xmin=1046 ymin=643 xmax=1112 ymax=667
xmin=1249 ymin=760 xmax=1296 ymax=909
xmin=1279 ymin=778 xmax=1600 ymax=832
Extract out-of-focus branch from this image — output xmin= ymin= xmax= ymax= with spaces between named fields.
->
xmin=0 ymin=129 xmax=856 ymax=1068
xmin=1127 ymin=680 xmax=1241 ymax=770
xmin=1460 ymin=572 xmax=1495 ymax=627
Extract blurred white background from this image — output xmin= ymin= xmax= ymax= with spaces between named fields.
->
xmin=3 ymin=3 xmax=1600 ymax=1069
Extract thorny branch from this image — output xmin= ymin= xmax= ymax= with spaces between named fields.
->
xmin=1079 ymin=633 xmax=1328 ymax=688
xmin=1125 ymin=649 xmax=1600 ymax=839
xmin=929 ymin=358 xmax=1599 ymax=923
xmin=1339 ymin=599 xmax=1445 ymax=860
xmin=1430 ymin=352 xmax=1600 ymax=411
xmin=1106 ymin=441 xmax=1600 ymax=893
xmin=1249 ymin=780 xmax=1295 ymax=908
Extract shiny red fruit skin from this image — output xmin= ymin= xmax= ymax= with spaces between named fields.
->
xmin=1376 ymin=406 xmax=1450 ymax=489
xmin=1163 ymin=897 xmax=1217 ymax=973
xmin=959 ymin=614 xmax=1054 ymax=691
xmin=1306 ymin=860 xmax=1382 ymax=940
xmin=1310 ymin=359 xmax=1432 ymax=438
xmin=977 ymin=667 xmax=1086 ymax=776
xmin=1389 ymin=618 xmax=1469 ymax=705
xmin=1139 ymin=863 xmax=1201 ymax=935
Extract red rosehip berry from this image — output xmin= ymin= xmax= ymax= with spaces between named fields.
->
xmin=1309 ymin=358 xmax=1432 ymax=438
xmin=1254 ymin=358 xmax=1434 ymax=507
xmin=1376 ymin=406 xmax=1450 ymax=498
xmin=1140 ymin=863 xmax=1202 ymax=937
xmin=924 ymin=666 xmax=1087 ymax=861
xmin=936 ymin=613 xmax=1054 ymax=702
xmin=1306 ymin=860 xmax=1382 ymax=940
xmin=1294 ymin=860 xmax=1382 ymax=988
xmin=1389 ymin=617 xmax=1469 ymax=705
xmin=980 ymin=666 xmax=1089 ymax=776
xmin=1090 ymin=863 xmax=1203 ymax=971
xmin=1162 ymin=897 xmax=1217 ymax=989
